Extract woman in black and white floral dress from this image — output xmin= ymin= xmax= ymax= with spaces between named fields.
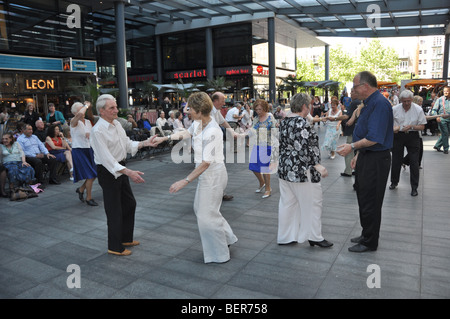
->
xmin=277 ymin=93 xmax=333 ymax=248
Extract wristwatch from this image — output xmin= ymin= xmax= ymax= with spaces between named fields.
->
xmin=351 ymin=143 xmax=355 ymax=150
xmin=167 ymin=135 xmax=171 ymax=141
xmin=185 ymin=177 xmax=190 ymax=183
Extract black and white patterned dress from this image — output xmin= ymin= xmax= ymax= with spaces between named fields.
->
xmin=277 ymin=115 xmax=322 ymax=183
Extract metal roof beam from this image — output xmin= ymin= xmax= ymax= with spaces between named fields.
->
xmin=127 ymin=0 xmax=193 ymax=22
xmin=153 ymin=0 xmax=209 ymax=20
xmin=217 ymin=0 xmax=254 ymax=15
xmin=185 ymin=0 xmax=233 ymax=17
xmin=278 ymin=0 xmax=449 ymax=15
xmin=297 ymin=14 xmax=449 ymax=29
xmin=316 ymin=27 xmax=446 ymax=37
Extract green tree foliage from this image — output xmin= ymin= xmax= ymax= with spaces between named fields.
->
xmin=297 ymin=39 xmax=409 ymax=87
xmin=357 ymin=39 xmax=402 ymax=82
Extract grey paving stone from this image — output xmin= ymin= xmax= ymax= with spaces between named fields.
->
xmin=1 ymin=134 xmax=450 ymax=299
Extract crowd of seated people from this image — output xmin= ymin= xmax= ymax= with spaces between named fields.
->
xmin=0 ymin=98 xmax=192 ymax=198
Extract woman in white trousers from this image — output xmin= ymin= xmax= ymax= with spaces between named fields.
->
xmin=152 ymin=92 xmax=237 ymax=263
xmin=277 ymin=93 xmax=333 ymax=248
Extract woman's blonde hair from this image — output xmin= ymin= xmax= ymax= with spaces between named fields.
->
xmin=187 ymin=92 xmax=213 ymax=116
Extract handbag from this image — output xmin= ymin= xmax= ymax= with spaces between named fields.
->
xmin=10 ymin=185 xmax=39 ymax=201
xmin=10 ymin=189 xmax=29 ymax=201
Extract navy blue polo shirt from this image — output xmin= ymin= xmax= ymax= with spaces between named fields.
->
xmin=353 ymin=90 xmax=393 ymax=151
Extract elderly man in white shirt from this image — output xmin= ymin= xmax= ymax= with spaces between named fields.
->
xmin=225 ymin=103 xmax=243 ymax=130
xmin=389 ymin=90 xmax=427 ymax=196
xmin=90 ymin=94 xmax=158 ymax=256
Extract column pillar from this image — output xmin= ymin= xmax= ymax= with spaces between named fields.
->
xmin=268 ymin=17 xmax=276 ymax=104
xmin=115 ymin=1 xmax=128 ymax=108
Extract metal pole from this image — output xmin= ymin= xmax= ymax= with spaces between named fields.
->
xmin=115 ymin=1 xmax=129 ymax=109
xmin=206 ymin=28 xmax=214 ymax=80
xmin=268 ymin=17 xmax=276 ymax=104
xmin=325 ymin=44 xmax=330 ymax=81
xmin=443 ymin=34 xmax=449 ymax=81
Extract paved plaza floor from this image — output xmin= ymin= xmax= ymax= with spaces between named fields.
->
xmin=1 ymin=127 xmax=449 ymax=300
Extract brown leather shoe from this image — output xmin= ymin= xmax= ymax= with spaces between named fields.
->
xmin=122 ymin=240 xmax=140 ymax=247
xmin=108 ymin=249 xmax=132 ymax=256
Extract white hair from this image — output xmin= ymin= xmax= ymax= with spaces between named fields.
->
xmin=71 ymin=102 xmax=84 ymax=115
xmin=399 ymin=90 xmax=414 ymax=100
xmin=96 ymin=94 xmax=116 ymax=115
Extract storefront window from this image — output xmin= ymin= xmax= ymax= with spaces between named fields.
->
xmin=213 ymin=24 xmax=252 ymax=67
xmin=163 ymin=30 xmax=206 ymax=71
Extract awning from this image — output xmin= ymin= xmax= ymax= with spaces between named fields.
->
xmin=404 ymin=79 xmax=447 ymax=88
xmin=377 ymin=81 xmax=398 ymax=88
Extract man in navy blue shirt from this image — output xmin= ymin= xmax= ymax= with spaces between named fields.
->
xmin=337 ymin=71 xmax=393 ymax=253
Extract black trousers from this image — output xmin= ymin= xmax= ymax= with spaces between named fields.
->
xmin=25 ymin=155 xmax=58 ymax=183
xmin=391 ymin=132 xmax=420 ymax=190
xmin=355 ymin=150 xmax=391 ymax=250
xmin=97 ymin=164 xmax=137 ymax=253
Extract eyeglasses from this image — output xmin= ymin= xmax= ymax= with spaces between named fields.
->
xmin=353 ymin=83 xmax=365 ymax=88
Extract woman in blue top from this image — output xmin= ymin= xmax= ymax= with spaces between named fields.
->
xmin=46 ymin=103 xmax=65 ymax=130
xmin=1 ymin=132 xmax=35 ymax=190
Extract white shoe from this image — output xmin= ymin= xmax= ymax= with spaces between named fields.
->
xmin=330 ymin=154 xmax=335 ymax=160
xmin=262 ymin=189 xmax=272 ymax=198
xmin=255 ymin=184 xmax=265 ymax=193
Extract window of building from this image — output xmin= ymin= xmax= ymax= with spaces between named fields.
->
xmin=162 ymin=30 xmax=207 ymax=71
xmin=214 ymin=24 xmax=252 ymax=67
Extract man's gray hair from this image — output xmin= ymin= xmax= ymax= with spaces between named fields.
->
xmin=96 ymin=94 xmax=116 ymax=115
xmin=290 ymin=93 xmax=312 ymax=113
xmin=399 ymin=90 xmax=414 ymax=101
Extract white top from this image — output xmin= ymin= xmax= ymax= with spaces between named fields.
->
xmin=70 ymin=119 xmax=92 ymax=149
xmin=156 ymin=117 xmax=168 ymax=128
xmin=211 ymin=107 xmax=225 ymax=125
xmin=393 ymin=102 xmax=427 ymax=131
xmin=225 ymin=107 xmax=239 ymax=122
xmin=90 ymin=117 xmax=139 ymax=178
xmin=173 ymin=118 xmax=184 ymax=130
xmin=188 ymin=117 xmax=224 ymax=168
xmin=241 ymin=109 xmax=253 ymax=127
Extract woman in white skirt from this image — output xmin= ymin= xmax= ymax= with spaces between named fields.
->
xmin=277 ymin=93 xmax=333 ymax=248
xmin=152 ymin=92 xmax=238 ymax=263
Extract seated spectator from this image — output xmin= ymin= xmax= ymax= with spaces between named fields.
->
xmin=116 ymin=114 xmax=137 ymax=134
xmin=34 ymin=119 xmax=47 ymax=142
xmin=173 ymin=111 xmax=185 ymax=131
xmin=46 ymin=103 xmax=66 ymax=130
xmin=137 ymin=112 xmax=152 ymax=131
xmin=183 ymin=113 xmax=192 ymax=129
xmin=17 ymin=124 xmax=60 ymax=185
xmin=126 ymin=114 xmax=137 ymax=129
xmin=45 ymin=125 xmax=74 ymax=180
xmin=274 ymin=106 xmax=286 ymax=120
xmin=63 ymin=126 xmax=72 ymax=148
xmin=0 ymin=163 xmax=7 ymax=197
xmin=156 ymin=111 xmax=172 ymax=135
xmin=1 ymin=132 xmax=35 ymax=190
xmin=168 ymin=110 xmax=176 ymax=125
xmin=225 ymin=103 xmax=243 ymax=131
xmin=0 ymin=107 xmax=9 ymax=137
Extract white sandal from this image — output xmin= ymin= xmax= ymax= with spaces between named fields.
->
xmin=255 ymin=184 xmax=265 ymax=193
